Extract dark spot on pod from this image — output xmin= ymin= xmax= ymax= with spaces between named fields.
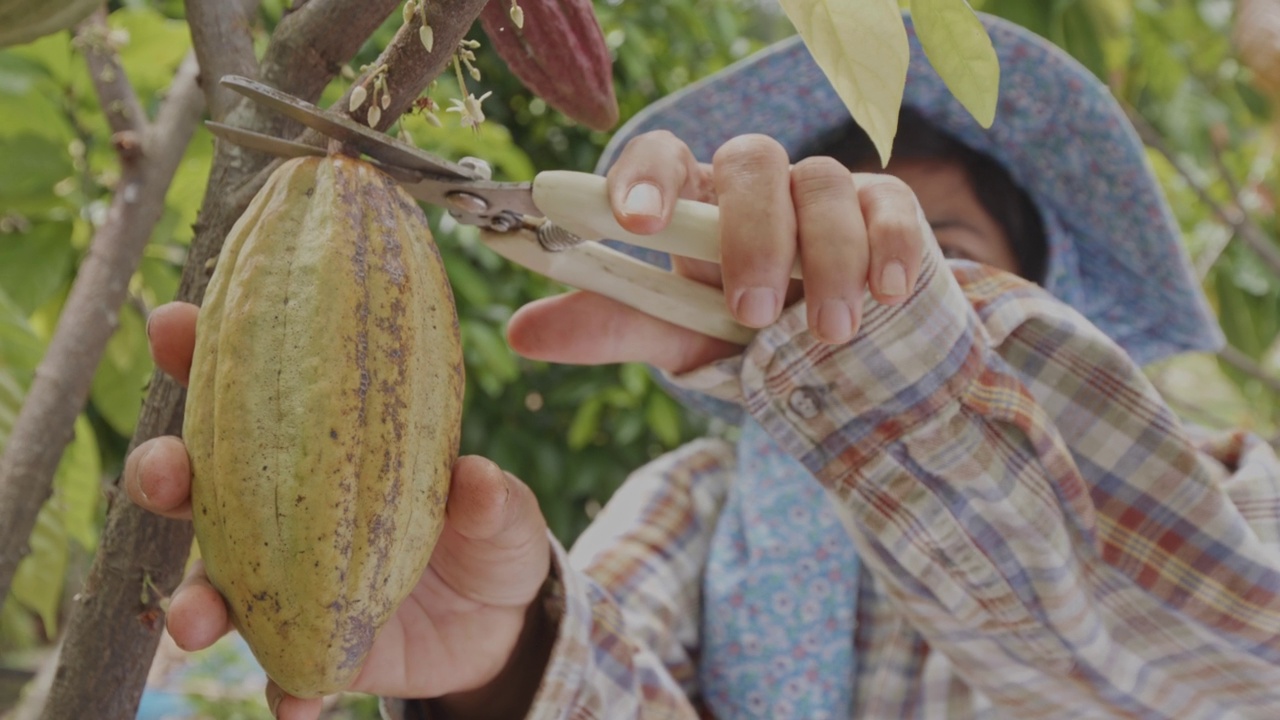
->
xmin=330 ymin=429 xmax=338 ymax=439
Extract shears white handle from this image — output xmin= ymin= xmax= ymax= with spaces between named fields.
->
xmin=531 ymin=171 xmax=804 ymax=280
xmin=481 ymin=228 xmax=758 ymax=345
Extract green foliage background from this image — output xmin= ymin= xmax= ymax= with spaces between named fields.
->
xmin=1 ymin=0 xmax=1278 ymax=700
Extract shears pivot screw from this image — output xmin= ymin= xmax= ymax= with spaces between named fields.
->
xmin=446 ymin=191 xmax=489 ymax=215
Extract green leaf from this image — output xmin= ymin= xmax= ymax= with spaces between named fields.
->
xmin=90 ymin=303 xmax=153 ymax=436
xmin=111 ymin=7 xmax=192 ymax=101
xmin=912 ymin=0 xmax=999 ymax=127
xmin=0 ymin=51 xmax=50 ymax=95
xmin=2 ymin=31 xmax=75 ymax=85
xmin=567 ymin=396 xmax=604 ymax=450
xmin=0 ymin=222 xmax=75 ymax=314
xmin=0 ymin=133 xmax=73 ymax=211
xmin=55 ymin=415 xmax=101 ymax=550
xmin=138 ymin=254 xmax=181 ymax=308
xmin=159 ymin=125 xmax=214 ymax=245
xmin=971 ymin=0 xmax=1053 ymax=37
xmin=461 ymin=320 xmax=519 ymax=396
xmin=645 ymin=392 xmax=683 ymax=447
xmin=442 ymin=249 xmax=494 ymax=308
xmin=776 ymin=0 xmax=909 ymax=165
xmin=10 ymin=501 xmax=68 ymax=636
xmin=0 ymin=285 xmax=44 ymax=375
xmin=619 ymin=363 xmax=650 ymax=398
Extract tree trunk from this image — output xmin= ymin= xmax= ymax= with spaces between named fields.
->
xmin=40 ymin=1 xmax=489 ymax=716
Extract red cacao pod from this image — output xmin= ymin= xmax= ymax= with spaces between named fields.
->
xmin=479 ymin=0 xmax=619 ymax=131
xmin=1235 ymin=0 xmax=1280 ymax=98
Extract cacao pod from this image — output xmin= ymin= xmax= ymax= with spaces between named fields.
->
xmin=184 ymin=154 xmax=464 ymax=698
xmin=0 ymin=0 xmax=99 ymax=48
xmin=1235 ymin=0 xmax=1280 ymax=98
xmin=478 ymin=0 xmax=619 ymax=131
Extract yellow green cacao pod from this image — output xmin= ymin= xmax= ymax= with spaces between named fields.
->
xmin=0 ymin=0 xmax=99 ymax=48
xmin=184 ymin=155 xmax=463 ymax=698
xmin=478 ymin=0 xmax=619 ymax=131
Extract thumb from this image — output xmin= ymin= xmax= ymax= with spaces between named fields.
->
xmin=506 ymin=291 xmax=740 ymax=374
xmin=431 ymin=456 xmax=550 ymax=608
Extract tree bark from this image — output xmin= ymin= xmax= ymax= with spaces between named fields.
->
xmin=40 ymin=1 xmax=489 ymax=716
xmin=185 ymin=0 xmax=260 ymax=122
xmin=0 ymin=17 xmax=205 ymax=605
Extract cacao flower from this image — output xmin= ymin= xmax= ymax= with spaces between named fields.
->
xmin=478 ymin=0 xmax=620 ymax=131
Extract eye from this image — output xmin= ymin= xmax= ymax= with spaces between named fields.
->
xmin=939 ymin=244 xmax=975 ymax=262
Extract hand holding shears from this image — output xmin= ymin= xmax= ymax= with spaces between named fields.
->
xmin=208 ymin=76 xmax=928 ymax=370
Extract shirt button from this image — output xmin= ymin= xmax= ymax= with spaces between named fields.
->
xmin=787 ymin=387 xmax=822 ymax=420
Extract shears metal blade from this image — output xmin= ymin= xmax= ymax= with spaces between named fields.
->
xmin=207 ymin=75 xmax=782 ymax=344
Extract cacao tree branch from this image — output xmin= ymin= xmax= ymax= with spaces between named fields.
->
xmin=186 ymin=0 xmax=262 ymax=121
xmin=253 ymin=0 xmax=403 ymax=141
xmin=38 ymin=2 xmax=495 ymax=717
xmin=359 ymin=0 xmax=492 ymax=129
xmin=0 ymin=48 xmax=203 ymax=608
xmin=1124 ymin=106 xmax=1280 ymax=277
xmin=76 ymin=7 xmax=146 ymax=139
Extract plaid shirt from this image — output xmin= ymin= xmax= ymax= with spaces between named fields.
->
xmin=386 ymin=247 xmax=1280 ymax=719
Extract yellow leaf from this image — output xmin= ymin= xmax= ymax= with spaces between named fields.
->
xmin=777 ymin=0 xmax=909 ymax=166
xmin=911 ymin=0 xmax=1000 ymax=127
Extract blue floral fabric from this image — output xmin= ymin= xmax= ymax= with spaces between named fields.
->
xmin=699 ymin=419 xmax=859 ymax=719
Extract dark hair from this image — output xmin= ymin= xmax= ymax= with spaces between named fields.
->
xmin=808 ymin=108 xmax=1048 ymax=284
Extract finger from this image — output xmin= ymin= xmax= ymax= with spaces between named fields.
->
xmin=166 ymin=560 xmax=232 ymax=652
xmin=791 ymin=157 xmax=868 ymax=344
xmin=265 ymin=680 xmax=323 ymax=720
xmin=430 ymin=456 xmax=551 ymax=607
xmin=506 ymin=291 xmax=740 ymax=374
xmin=146 ymin=302 xmax=199 ymax=387
xmin=123 ymin=436 xmax=193 ymax=520
xmin=712 ymin=135 xmax=795 ymax=328
xmin=855 ymin=174 xmax=926 ymax=304
xmin=605 ymin=130 xmax=712 ymax=235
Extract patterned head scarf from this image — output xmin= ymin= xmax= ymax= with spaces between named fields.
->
xmin=591 ymin=14 xmax=1226 ymax=719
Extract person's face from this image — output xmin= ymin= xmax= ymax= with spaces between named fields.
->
xmin=882 ymin=158 xmax=1020 ymax=275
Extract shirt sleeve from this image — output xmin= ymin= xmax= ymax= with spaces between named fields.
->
xmin=668 ymin=244 xmax=1280 ymax=717
xmin=383 ymin=438 xmax=735 ymax=720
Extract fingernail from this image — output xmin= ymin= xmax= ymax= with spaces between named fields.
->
xmin=816 ymin=299 xmax=854 ymax=343
xmin=623 ymin=182 xmax=662 ymax=217
xmin=145 ymin=310 xmax=154 ymax=340
xmin=266 ymin=685 xmax=283 ymax=718
xmin=135 ymin=445 xmax=156 ymax=502
xmin=880 ymin=261 xmax=908 ymax=298
xmin=733 ymin=287 xmax=780 ymax=327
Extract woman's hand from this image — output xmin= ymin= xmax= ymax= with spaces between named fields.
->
xmin=127 ymin=303 xmax=554 ymax=720
xmin=507 ymin=131 xmax=928 ymax=374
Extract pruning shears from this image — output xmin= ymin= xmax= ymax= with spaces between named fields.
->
xmin=206 ymin=75 xmax=788 ymax=345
